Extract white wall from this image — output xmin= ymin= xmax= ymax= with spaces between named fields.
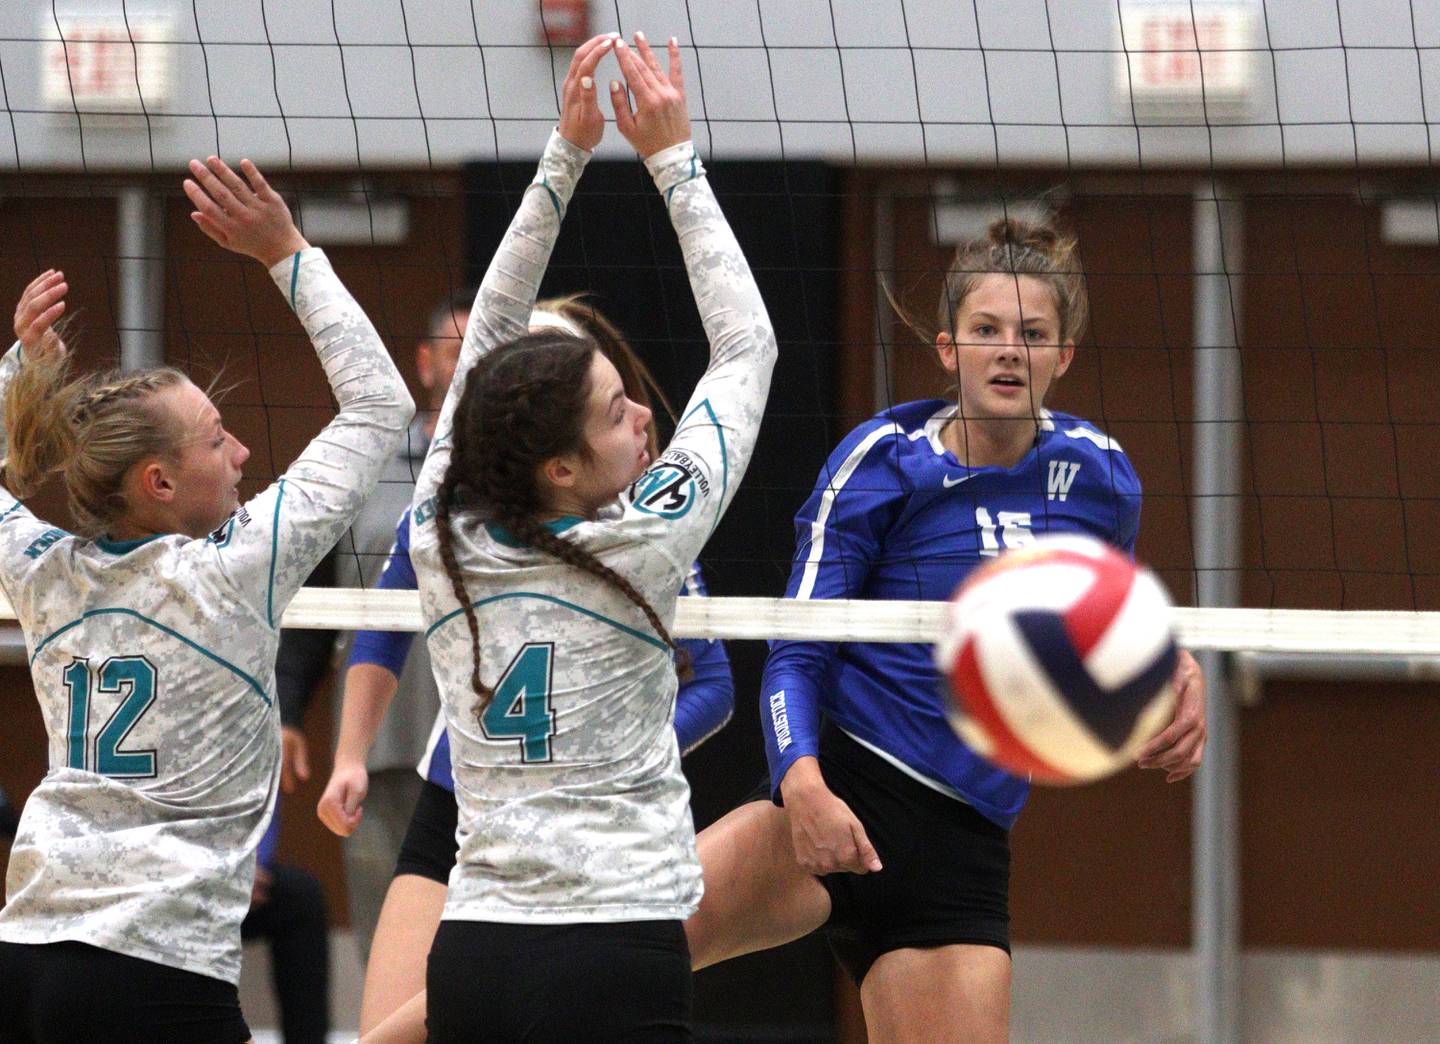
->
xmin=2 ymin=0 xmax=1437 ymax=170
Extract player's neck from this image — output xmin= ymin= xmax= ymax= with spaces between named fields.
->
xmin=941 ymin=414 xmax=1038 ymax=470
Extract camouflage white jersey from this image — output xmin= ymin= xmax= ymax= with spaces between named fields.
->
xmin=410 ymin=131 xmax=777 ymax=924
xmin=0 ymin=249 xmax=413 ymax=984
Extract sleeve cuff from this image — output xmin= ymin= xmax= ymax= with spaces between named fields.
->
xmin=644 ymin=140 xmax=704 ymax=196
xmin=267 ymin=247 xmax=329 ymax=307
xmin=547 ymin=128 xmax=593 ymax=165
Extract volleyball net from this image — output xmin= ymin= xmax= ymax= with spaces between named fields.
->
xmin=0 ymin=0 xmax=1437 ymax=661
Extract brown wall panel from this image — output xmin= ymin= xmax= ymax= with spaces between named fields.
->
xmin=0 ymin=175 xmax=464 ymax=923
xmin=1241 ymin=682 xmax=1440 ymax=951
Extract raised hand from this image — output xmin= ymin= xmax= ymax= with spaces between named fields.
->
xmin=610 ymin=32 xmax=691 ymax=158
xmin=13 ymin=269 xmax=68 ymax=357
xmin=558 ymin=33 xmax=616 ymax=151
xmin=183 ymin=156 xmax=309 ymax=268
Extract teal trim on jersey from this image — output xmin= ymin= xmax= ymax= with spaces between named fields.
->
xmin=664 ymin=150 xmax=701 ymax=208
xmin=288 ymin=252 xmax=301 ymax=308
xmin=31 ymin=608 xmax=270 ymax=704
xmin=96 ymin=534 xmax=164 ymax=555
xmin=678 ymin=397 xmax=727 ymax=529
xmin=426 ymin=591 xmax=667 ymax=652
xmin=267 ymin=480 xmax=285 ymax=627
xmin=484 ymin=515 xmax=583 ymax=548
xmin=535 ymin=175 xmax=564 ymax=222
xmin=0 ymin=500 xmax=28 ymax=525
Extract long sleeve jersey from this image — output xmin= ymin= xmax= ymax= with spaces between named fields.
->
xmin=0 ymin=249 xmax=413 ymax=983
xmin=761 ymin=399 xmax=1141 ymax=829
xmin=409 ymin=130 xmax=776 ymax=924
xmin=351 ymin=508 xmax=733 ymax=786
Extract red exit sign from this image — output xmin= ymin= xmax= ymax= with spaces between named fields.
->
xmin=1118 ymin=2 xmax=1254 ymax=110
xmin=43 ymin=16 xmax=174 ymax=113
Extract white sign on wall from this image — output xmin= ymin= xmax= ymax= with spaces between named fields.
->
xmin=42 ymin=15 xmax=174 ymax=113
xmin=1116 ymin=1 xmax=1255 ymax=120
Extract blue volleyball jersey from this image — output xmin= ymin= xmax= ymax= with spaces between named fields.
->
xmin=761 ymin=399 xmax=1141 ymax=829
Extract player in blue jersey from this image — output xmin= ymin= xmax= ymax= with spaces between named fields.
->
xmin=313 ymin=297 xmax=735 ymax=1037
xmin=0 ymin=161 xmax=412 ymax=1042
xmin=685 ymin=217 xmax=1207 ymax=1042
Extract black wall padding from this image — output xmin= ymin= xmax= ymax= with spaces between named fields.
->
xmin=464 ymin=156 xmax=843 ymax=1040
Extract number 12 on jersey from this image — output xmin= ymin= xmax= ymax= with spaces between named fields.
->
xmin=482 ymin=642 xmax=556 ymax=763
xmin=62 ymin=656 xmax=158 ymax=778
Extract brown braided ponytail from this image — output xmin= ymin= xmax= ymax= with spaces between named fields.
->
xmin=433 ymin=329 xmax=691 ymax=717
xmin=3 ymin=347 xmax=187 ymax=537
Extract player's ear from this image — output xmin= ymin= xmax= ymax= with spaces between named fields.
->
xmin=415 ymin=340 xmax=435 ymax=390
xmin=137 ymin=459 xmax=175 ymax=503
xmin=1054 ymin=340 xmax=1075 ymax=379
xmin=540 ymin=453 xmax=577 ymax=490
xmin=936 ymin=330 xmax=957 ymax=371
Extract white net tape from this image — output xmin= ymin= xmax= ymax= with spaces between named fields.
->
xmin=2 ymin=591 xmax=1432 ymax=656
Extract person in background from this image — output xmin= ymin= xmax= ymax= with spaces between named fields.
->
xmin=241 ymin=808 xmax=330 ymax=1044
xmin=271 ymin=290 xmax=468 ymax=959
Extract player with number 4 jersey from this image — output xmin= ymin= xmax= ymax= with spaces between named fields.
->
xmin=0 ymin=157 xmax=412 ymax=1043
xmin=401 ymin=32 xmax=774 ymax=1042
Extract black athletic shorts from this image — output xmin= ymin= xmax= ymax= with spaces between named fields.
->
xmin=427 ymin=918 xmax=693 ymax=1042
xmin=763 ymin=727 xmax=1011 ymax=985
xmin=393 ymin=777 xmax=460 ymax=885
xmin=0 ymin=939 xmax=250 ymax=1044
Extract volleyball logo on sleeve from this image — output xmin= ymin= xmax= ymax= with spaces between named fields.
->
xmin=935 ymin=534 xmax=1178 ymax=785
xmin=629 ymin=462 xmax=697 ymax=518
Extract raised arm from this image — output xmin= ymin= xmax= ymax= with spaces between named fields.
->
xmin=0 ymin=269 xmax=69 ymax=469
xmin=412 ymin=34 xmax=614 ymax=515
xmin=183 ymin=157 xmax=415 ymax=619
xmin=611 ymin=35 xmax=778 ymax=568
xmin=0 ymin=273 xmax=76 ymax=588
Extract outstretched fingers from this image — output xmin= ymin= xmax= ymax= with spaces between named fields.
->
xmin=610 ymin=76 xmax=637 ymax=139
xmin=205 ymin=155 xmax=255 ymax=205
xmin=613 ymin=37 xmax=656 ymax=100
xmin=185 ymin=155 xmax=242 ymax=215
xmin=667 ymin=36 xmax=684 ymax=93
xmin=634 ymin=30 xmax=665 ymax=81
xmin=238 ymin=158 xmax=279 ymax=203
xmin=566 ymin=31 xmax=615 ymax=81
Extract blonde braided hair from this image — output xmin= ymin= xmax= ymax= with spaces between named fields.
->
xmin=3 ymin=347 xmax=188 ymax=537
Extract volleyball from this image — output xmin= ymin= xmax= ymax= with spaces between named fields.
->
xmin=936 ymin=535 xmax=1179 ymax=785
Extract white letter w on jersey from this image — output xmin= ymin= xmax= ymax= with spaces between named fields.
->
xmin=1047 ymin=461 xmax=1081 ymax=501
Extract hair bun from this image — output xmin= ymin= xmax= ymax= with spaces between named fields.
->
xmin=987 ymin=216 xmax=1061 ymax=257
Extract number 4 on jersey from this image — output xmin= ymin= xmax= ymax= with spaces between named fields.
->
xmin=482 ymin=643 xmax=556 ymax=763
